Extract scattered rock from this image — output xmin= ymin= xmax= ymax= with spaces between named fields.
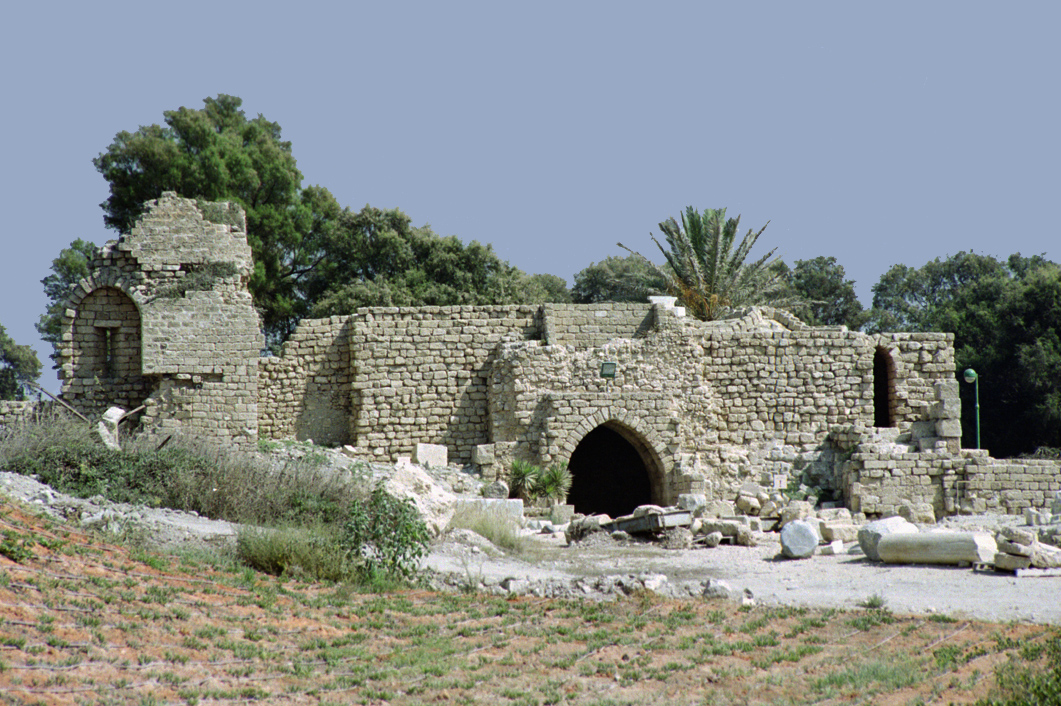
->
xmin=780 ymin=520 xmax=820 ymax=559
xmin=661 ymin=528 xmax=693 ymax=550
xmin=481 ymin=480 xmax=509 ymax=499
xmin=858 ymin=516 xmax=919 ymax=562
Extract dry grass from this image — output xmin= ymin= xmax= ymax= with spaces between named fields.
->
xmin=0 ymin=497 xmax=1056 ymax=706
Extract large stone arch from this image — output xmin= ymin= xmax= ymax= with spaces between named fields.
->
xmin=61 ymin=283 xmax=151 ymax=418
xmin=550 ymin=407 xmax=669 ymax=516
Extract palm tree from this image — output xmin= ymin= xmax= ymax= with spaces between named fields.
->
xmin=619 ymin=206 xmax=789 ymax=321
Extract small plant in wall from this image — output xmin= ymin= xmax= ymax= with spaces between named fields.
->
xmin=508 ymin=460 xmax=572 ymax=505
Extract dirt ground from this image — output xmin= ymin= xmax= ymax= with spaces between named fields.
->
xmin=426 ymin=528 xmax=1061 ymax=625
xmin=0 ymin=497 xmax=1058 ymax=705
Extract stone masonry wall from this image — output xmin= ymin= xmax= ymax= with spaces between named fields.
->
xmin=349 ymin=305 xmax=541 ymax=464
xmin=59 ymin=193 xmax=262 ymax=447
xmin=541 ymin=303 xmax=656 ymax=346
xmin=259 ymin=316 xmax=353 ymax=447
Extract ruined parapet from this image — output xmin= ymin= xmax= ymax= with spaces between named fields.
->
xmin=58 ymin=193 xmax=262 ymax=445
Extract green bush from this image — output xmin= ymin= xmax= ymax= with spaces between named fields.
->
xmin=448 ymin=503 xmax=523 ymax=553
xmin=508 ymin=460 xmax=572 ymax=505
xmin=341 ymin=486 xmax=429 ymax=582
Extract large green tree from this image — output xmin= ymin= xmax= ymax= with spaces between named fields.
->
xmin=778 ymin=256 xmax=868 ymax=330
xmin=36 ymin=239 xmax=97 ymax=367
xmin=870 ymin=252 xmax=1061 ymax=457
xmin=620 ymin=207 xmax=790 ymax=320
xmin=0 ymin=323 xmax=42 ymax=401
xmin=571 ymin=254 xmax=668 ymax=304
xmin=304 ymin=206 xmax=564 ymax=317
xmin=93 ymin=94 xmax=341 ymax=342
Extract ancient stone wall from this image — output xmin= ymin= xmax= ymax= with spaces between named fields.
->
xmin=259 ymin=316 xmax=353 ymax=447
xmin=58 ymin=193 xmax=262 ymax=446
xmin=541 ymin=303 xmax=656 ymax=346
xmin=348 ymin=305 xmax=541 ymax=465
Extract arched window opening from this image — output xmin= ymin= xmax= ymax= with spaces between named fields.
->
xmin=873 ymin=347 xmax=897 ymax=428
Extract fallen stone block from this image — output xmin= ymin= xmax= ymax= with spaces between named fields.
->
xmin=677 ymin=493 xmax=708 ymax=515
xmin=736 ymin=494 xmax=761 ymax=515
xmin=702 ymin=578 xmax=738 ymax=600
xmin=858 ymin=516 xmax=919 ymax=562
xmin=820 ymin=540 xmax=846 ymax=556
xmin=877 ymin=531 xmax=997 ymax=565
xmin=821 ymin=522 xmax=859 ymax=543
xmin=999 ymin=526 xmax=1035 ymax=546
xmin=413 ymin=443 xmax=448 ymax=468
xmin=700 ymin=531 xmax=723 ymax=548
xmin=994 ymin=552 xmax=1033 ymax=572
xmin=700 ymin=519 xmax=742 ymax=537
xmin=780 ymin=519 xmax=820 ymax=559
xmin=899 ymin=501 xmax=937 ymax=524
xmin=779 ymin=500 xmax=814 ymax=528
xmin=735 ymin=526 xmax=757 ymax=547
xmin=996 ymin=537 xmax=1033 ymax=557
xmin=481 ymin=480 xmax=509 ymax=499
xmin=1032 ymin=542 xmax=1061 ymax=569
xmin=707 ymin=500 xmax=736 ymax=518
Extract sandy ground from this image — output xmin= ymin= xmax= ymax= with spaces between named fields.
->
xmin=426 ymin=530 xmax=1061 ymax=624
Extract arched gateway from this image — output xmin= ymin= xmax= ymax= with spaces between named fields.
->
xmin=566 ymin=421 xmax=665 ymax=518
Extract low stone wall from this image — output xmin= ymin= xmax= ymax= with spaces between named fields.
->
xmin=259 ymin=316 xmax=353 ymax=446
xmin=963 ymin=457 xmax=1061 ymax=515
xmin=0 ymin=401 xmax=42 ymax=430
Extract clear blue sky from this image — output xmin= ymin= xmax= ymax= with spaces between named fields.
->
xmin=2 ymin=1 xmax=1058 ymax=392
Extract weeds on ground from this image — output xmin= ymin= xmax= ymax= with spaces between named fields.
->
xmin=448 ymin=503 xmax=524 ymax=553
xmin=0 ymin=415 xmax=429 ymax=586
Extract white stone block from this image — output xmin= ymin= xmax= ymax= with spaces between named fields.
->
xmin=413 ymin=443 xmax=448 ymax=468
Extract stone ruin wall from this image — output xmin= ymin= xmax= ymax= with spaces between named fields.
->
xmin=56 ymin=193 xmax=262 ymax=446
xmin=27 ymin=192 xmax=1061 ymax=519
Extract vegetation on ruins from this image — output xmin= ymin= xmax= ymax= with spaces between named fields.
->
xmin=0 ymin=413 xmax=428 ymax=585
xmin=619 ymin=206 xmax=792 ymax=321
xmin=777 ymin=255 xmax=870 ymax=330
xmin=507 ymin=460 xmax=573 ymax=504
xmin=0 ymin=322 xmax=41 ymax=400
xmin=867 ymin=252 xmax=1061 ymax=457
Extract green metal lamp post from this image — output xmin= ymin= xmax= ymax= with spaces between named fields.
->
xmin=963 ymin=368 xmax=980 ymax=450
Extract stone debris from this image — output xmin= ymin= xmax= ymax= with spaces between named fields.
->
xmin=780 ymin=519 xmax=820 ymax=559
xmin=993 ymin=525 xmax=1061 ymax=573
xmin=876 ymin=531 xmax=997 ymax=566
xmin=858 ymin=516 xmax=919 ymax=562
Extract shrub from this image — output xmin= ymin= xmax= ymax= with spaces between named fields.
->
xmin=340 ymin=486 xmax=429 ymax=582
xmin=508 ymin=460 xmax=538 ymax=501
xmin=534 ymin=463 xmax=572 ymax=503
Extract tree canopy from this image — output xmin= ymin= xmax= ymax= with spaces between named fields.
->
xmin=779 ymin=256 xmax=868 ymax=330
xmin=36 ymin=239 xmax=96 ymax=368
xmin=93 ymin=94 xmax=341 ymax=342
xmin=619 ymin=207 xmax=790 ymax=320
xmin=571 ymin=254 xmax=667 ymax=304
xmin=0 ymin=322 xmax=41 ymax=401
xmin=87 ymin=95 xmax=567 ymax=350
xmin=870 ymin=252 xmax=1061 ymax=457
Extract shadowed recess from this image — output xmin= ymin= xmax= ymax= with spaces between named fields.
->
xmin=567 ymin=425 xmax=653 ymax=518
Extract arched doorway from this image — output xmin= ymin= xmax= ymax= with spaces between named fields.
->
xmin=566 ymin=422 xmax=661 ymax=518
xmin=873 ymin=347 xmax=897 ymax=427
xmin=67 ymin=286 xmax=149 ymax=417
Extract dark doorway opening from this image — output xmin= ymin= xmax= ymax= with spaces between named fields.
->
xmin=567 ymin=424 xmax=654 ymax=518
xmin=874 ymin=348 xmax=896 ymax=427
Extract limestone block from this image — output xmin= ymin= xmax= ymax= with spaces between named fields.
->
xmin=780 ymin=520 xmax=820 ymax=559
xmin=999 ymin=526 xmax=1035 ymax=546
xmin=877 ymin=531 xmax=996 ymax=565
xmin=701 ymin=531 xmax=723 ymax=548
xmin=779 ymin=500 xmax=814 ymax=528
xmin=482 ymin=481 xmax=509 ymax=499
xmin=413 ymin=443 xmax=448 ymax=468
xmin=819 ymin=540 xmax=846 ymax=556
xmin=736 ymin=494 xmax=761 ymax=515
xmin=994 ymin=552 xmax=1033 ymax=571
xmin=996 ymin=538 xmax=1033 ymax=557
xmin=898 ymin=501 xmax=937 ymax=524
xmin=858 ymin=516 xmax=919 ymax=562
xmin=472 ymin=444 xmax=495 ymax=466
xmin=821 ymin=523 xmax=859 ymax=543
xmin=935 ymin=420 xmax=962 ymax=438
xmin=677 ymin=494 xmax=708 ymax=515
